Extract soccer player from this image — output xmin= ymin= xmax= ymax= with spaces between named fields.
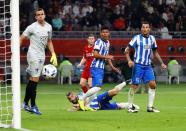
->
xmin=66 ymin=80 xmax=139 ymax=111
xmin=80 ymin=26 xmax=121 ymax=102
xmin=125 ymin=21 xmax=167 ymax=113
xmin=77 ymin=34 xmax=95 ymax=93
xmin=20 ymin=8 xmax=58 ymax=115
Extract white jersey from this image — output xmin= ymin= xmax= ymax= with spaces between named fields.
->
xmin=23 ymin=21 xmax=52 ymax=59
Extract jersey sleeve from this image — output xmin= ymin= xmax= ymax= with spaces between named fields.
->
xmin=48 ymin=25 xmax=52 ymax=39
xmin=94 ymin=39 xmax=101 ymax=51
xmin=22 ymin=25 xmax=33 ymax=38
xmin=151 ymin=36 xmax=157 ymax=49
xmin=128 ymin=35 xmax=137 ymax=48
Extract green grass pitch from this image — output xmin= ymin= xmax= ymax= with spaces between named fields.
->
xmin=2 ymin=83 xmax=186 ymax=131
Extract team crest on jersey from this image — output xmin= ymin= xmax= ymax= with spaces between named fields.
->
xmin=144 ymin=45 xmax=150 ymax=49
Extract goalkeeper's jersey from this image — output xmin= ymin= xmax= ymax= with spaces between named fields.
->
xmin=23 ymin=21 xmax=52 ymax=59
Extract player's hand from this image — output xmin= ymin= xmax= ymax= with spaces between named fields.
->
xmin=113 ymin=67 xmax=121 ymax=74
xmin=128 ymin=61 xmax=134 ymax=67
xmin=106 ymin=55 xmax=114 ymax=60
xmin=161 ymin=63 xmax=167 ymax=69
xmin=77 ymin=64 xmax=81 ymax=68
xmin=50 ymin=53 xmax=58 ymax=66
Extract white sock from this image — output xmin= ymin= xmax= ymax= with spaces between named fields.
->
xmin=128 ymin=88 xmax=135 ymax=108
xmin=81 ymin=87 xmax=101 ymax=100
xmin=117 ymin=102 xmax=129 ymax=109
xmin=114 ymin=82 xmax=126 ymax=92
xmin=148 ymin=88 xmax=155 ymax=107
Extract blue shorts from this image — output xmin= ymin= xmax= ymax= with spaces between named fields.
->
xmin=132 ymin=63 xmax=155 ymax=85
xmin=91 ymin=67 xmax=104 ymax=87
xmin=97 ymin=92 xmax=118 ymax=110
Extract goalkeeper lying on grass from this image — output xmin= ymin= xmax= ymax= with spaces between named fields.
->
xmin=66 ymin=81 xmax=139 ymax=112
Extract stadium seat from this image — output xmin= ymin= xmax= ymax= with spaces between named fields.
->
xmin=58 ymin=64 xmax=73 ymax=85
xmin=168 ymin=64 xmax=181 ymax=84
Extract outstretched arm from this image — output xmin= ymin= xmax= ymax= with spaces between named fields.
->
xmin=77 ymin=57 xmax=86 ymax=67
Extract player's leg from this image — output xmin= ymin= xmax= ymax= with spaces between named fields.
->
xmin=117 ymin=102 xmax=140 ymax=110
xmin=108 ymin=81 xmax=127 ymax=97
xmin=81 ymin=67 xmax=103 ymax=100
xmin=23 ymin=57 xmax=43 ymax=115
xmin=144 ymin=66 xmax=159 ymax=112
xmin=79 ymin=77 xmax=88 ymax=93
xmin=80 ymin=69 xmax=89 ymax=93
xmin=128 ymin=64 xmax=143 ymax=112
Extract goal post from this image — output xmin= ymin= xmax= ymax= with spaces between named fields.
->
xmin=0 ymin=0 xmax=21 ymax=129
xmin=11 ymin=0 xmax=21 ymax=129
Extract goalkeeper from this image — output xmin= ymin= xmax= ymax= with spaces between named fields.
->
xmin=66 ymin=80 xmax=139 ymax=112
xmin=20 ymin=8 xmax=58 ymax=115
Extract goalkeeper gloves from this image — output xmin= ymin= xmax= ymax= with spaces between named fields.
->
xmin=50 ymin=53 xmax=58 ymax=66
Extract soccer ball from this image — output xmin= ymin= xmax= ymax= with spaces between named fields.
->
xmin=42 ymin=64 xmax=57 ymax=79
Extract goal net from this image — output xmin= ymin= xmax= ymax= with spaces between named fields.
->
xmin=0 ymin=0 xmax=20 ymax=129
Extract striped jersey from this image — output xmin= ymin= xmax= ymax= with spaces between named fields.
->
xmin=88 ymin=96 xmax=100 ymax=110
xmin=128 ymin=34 xmax=157 ymax=65
xmin=77 ymin=93 xmax=100 ymax=110
xmin=91 ymin=38 xmax=110 ymax=69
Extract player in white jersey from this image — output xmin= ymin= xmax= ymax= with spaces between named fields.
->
xmin=20 ymin=8 xmax=58 ymax=115
xmin=125 ymin=21 xmax=167 ymax=113
xmin=66 ymin=80 xmax=139 ymax=112
xmin=78 ymin=26 xmax=121 ymax=107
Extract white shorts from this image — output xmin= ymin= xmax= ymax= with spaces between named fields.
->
xmin=26 ymin=53 xmax=45 ymax=77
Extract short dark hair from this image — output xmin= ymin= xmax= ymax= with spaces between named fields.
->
xmin=101 ymin=26 xmax=110 ymax=31
xmin=141 ymin=21 xmax=150 ymax=27
xmin=35 ymin=8 xmax=45 ymax=15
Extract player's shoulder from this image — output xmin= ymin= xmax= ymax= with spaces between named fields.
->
xmin=149 ymin=35 xmax=156 ymax=41
xmin=95 ymin=38 xmax=102 ymax=45
xmin=44 ymin=21 xmax=52 ymax=28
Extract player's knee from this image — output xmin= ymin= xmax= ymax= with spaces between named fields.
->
xmin=149 ymin=81 xmax=156 ymax=89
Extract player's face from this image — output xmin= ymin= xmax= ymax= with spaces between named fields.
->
xmin=141 ymin=24 xmax=150 ymax=36
xmin=35 ymin=10 xmax=45 ymax=23
xmin=87 ymin=36 xmax=95 ymax=46
xmin=100 ymin=29 xmax=110 ymax=40
xmin=67 ymin=92 xmax=78 ymax=104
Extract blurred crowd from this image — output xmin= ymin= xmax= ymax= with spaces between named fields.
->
xmin=18 ymin=0 xmax=186 ymax=33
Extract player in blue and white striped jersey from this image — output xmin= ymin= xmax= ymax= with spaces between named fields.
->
xmin=79 ymin=26 xmax=121 ymax=102
xmin=66 ymin=80 xmax=139 ymax=111
xmin=125 ymin=21 xmax=167 ymax=113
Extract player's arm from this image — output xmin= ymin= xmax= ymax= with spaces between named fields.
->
xmin=77 ymin=56 xmax=86 ymax=67
xmin=125 ymin=46 xmax=134 ymax=67
xmin=48 ymin=39 xmax=58 ymax=66
xmin=107 ymin=59 xmax=121 ymax=74
xmin=93 ymin=50 xmax=113 ymax=60
xmin=153 ymin=49 xmax=167 ymax=69
xmin=20 ymin=35 xmax=28 ymax=46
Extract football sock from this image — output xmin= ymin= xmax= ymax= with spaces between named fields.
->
xmin=148 ymin=88 xmax=155 ymax=107
xmin=114 ymin=81 xmax=126 ymax=92
xmin=24 ymin=80 xmax=33 ymax=105
xmin=117 ymin=102 xmax=129 ymax=109
xmin=128 ymin=88 xmax=135 ymax=108
xmin=82 ymin=86 xmax=88 ymax=93
xmin=81 ymin=87 xmax=101 ymax=100
xmin=29 ymin=81 xmax=38 ymax=107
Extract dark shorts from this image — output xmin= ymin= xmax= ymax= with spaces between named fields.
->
xmin=97 ymin=92 xmax=118 ymax=110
